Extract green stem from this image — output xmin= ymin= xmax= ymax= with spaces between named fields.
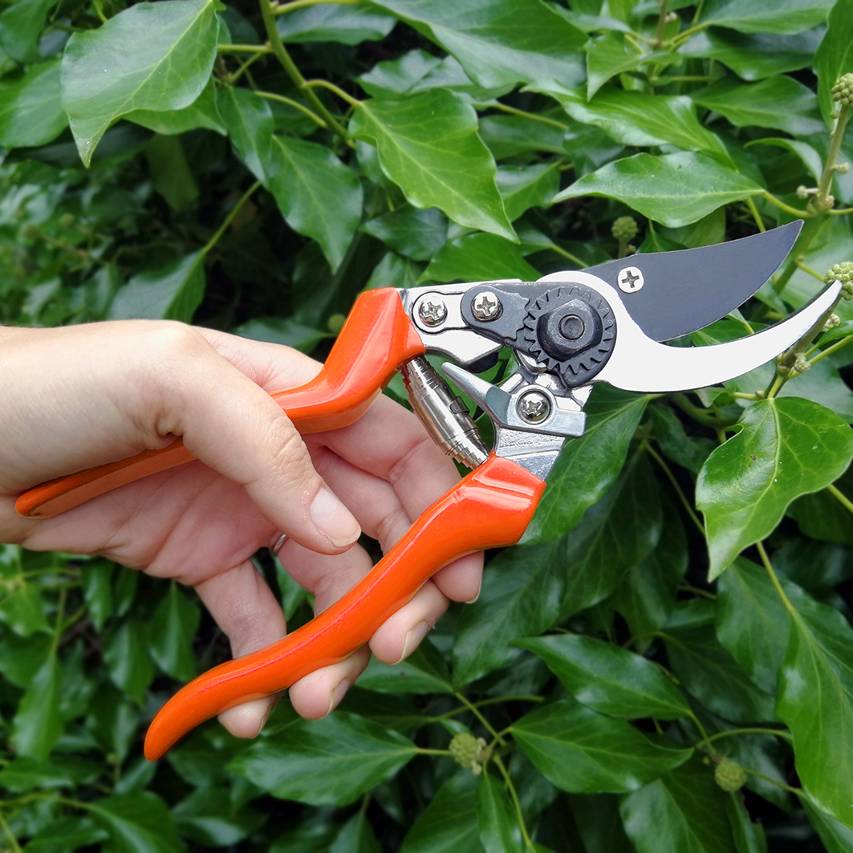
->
xmin=795 ymin=257 xmax=825 ymax=282
xmin=809 ymin=334 xmax=851 ymax=366
xmin=202 ymin=182 xmax=261 ymax=257
xmin=303 ymin=77 xmax=361 ymax=109
xmin=255 ymin=90 xmax=327 ymax=127
xmin=415 ymin=747 xmax=451 ymax=757
xmin=257 ymin=0 xmax=350 ymax=141
xmin=486 ymin=100 xmax=568 ymax=130
xmin=273 ymin=0 xmax=358 ymax=13
xmin=772 ymin=216 xmax=826 ymax=296
xmin=756 ymin=541 xmax=798 ymax=619
xmin=765 ymin=373 xmax=786 ymax=399
xmin=830 ymin=206 xmax=853 ymax=215
xmin=745 ymin=197 xmax=765 ymax=232
xmin=817 ymin=104 xmax=850 ymax=203
xmin=679 ymin=583 xmax=716 ymax=600
xmin=654 ymin=0 xmax=669 ymax=46
xmin=827 ymin=484 xmax=853 ymax=515
xmin=455 ymin=692 xmax=507 ymax=747
xmin=642 ymin=440 xmax=704 ymax=534
xmin=218 ymin=43 xmax=272 ymax=55
xmin=549 ymin=243 xmax=588 ymax=268
xmin=761 ymin=191 xmax=811 ymax=219
xmin=493 ymin=755 xmax=535 ymax=851
xmin=0 ymin=812 xmax=21 ymax=853
xmin=672 ymin=393 xmax=732 ymax=428
xmin=695 ymin=727 xmax=792 ymax=750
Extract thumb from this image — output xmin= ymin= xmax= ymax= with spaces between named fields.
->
xmin=158 ymin=329 xmax=360 ymax=554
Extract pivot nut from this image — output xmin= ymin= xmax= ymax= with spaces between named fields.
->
xmin=471 ymin=291 xmax=502 ymax=321
xmin=517 ymin=390 xmax=551 ymax=424
xmin=418 ymin=296 xmax=448 ymax=327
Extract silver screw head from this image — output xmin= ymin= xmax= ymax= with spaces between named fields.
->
xmin=517 ymin=390 xmax=551 ymax=424
xmin=617 ymin=265 xmax=644 ymax=293
xmin=418 ymin=296 xmax=448 ymax=327
xmin=471 ymin=290 xmax=502 ymax=321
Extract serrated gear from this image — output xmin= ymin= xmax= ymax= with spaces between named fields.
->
xmin=521 ymin=285 xmax=616 ymax=386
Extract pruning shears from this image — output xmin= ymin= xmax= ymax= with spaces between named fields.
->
xmin=15 ymin=220 xmax=841 ymax=760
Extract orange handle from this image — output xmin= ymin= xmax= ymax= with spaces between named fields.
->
xmin=144 ymin=455 xmax=545 ymax=760
xmin=16 ymin=289 xmax=424 ymax=518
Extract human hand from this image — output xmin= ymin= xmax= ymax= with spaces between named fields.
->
xmin=0 ymin=320 xmax=482 ymax=738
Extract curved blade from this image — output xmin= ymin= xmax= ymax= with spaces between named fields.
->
xmin=585 ymin=221 xmax=803 ymax=342
xmin=596 ymin=281 xmax=841 ymax=393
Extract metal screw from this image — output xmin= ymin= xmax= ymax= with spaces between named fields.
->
xmin=617 ymin=266 xmax=644 ymax=293
xmin=418 ymin=296 xmax=447 ymax=327
xmin=517 ymin=390 xmax=551 ymax=424
xmin=471 ymin=290 xmax=502 ymax=322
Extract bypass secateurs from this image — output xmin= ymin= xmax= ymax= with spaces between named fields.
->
xmin=15 ymin=220 xmax=841 ymax=760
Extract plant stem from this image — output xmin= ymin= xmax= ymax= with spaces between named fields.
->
xmin=695 ymin=727 xmax=792 ymax=750
xmin=486 ymin=100 xmax=568 ymax=130
xmin=760 ymin=191 xmax=811 ymax=219
xmin=415 ymin=747 xmax=451 ymax=757
xmin=808 ymin=334 xmax=851 ymax=366
xmin=745 ymin=197 xmax=766 ymax=232
xmin=492 ymin=755 xmax=535 ymax=851
xmin=0 ymin=812 xmax=21 ymax=853
xmin=756 ymin=541 xmax=797 ymax=619
xmin=255 ymin=90 xmax=327 ymax=127
xmin=679 ymin=583 xmax=716 ymax=600
xmin=549 ymin=242 xmax=588 ymax=268
xmin=654 ymin=0 xmax=669 ymax=46
xmin=817 ymin=104 xmax=850 ymax=204
xmin=257 ymin=0 xmax=350 ymax=141
xmin=642 ymin=440 xmax=704 ymax=534
xmin=830 ymin=206 xmax=853 ymax=215
xmin=455 ymin=692 xmax=507 ymax=747
xmin=795 ymin=257 xmax=825 ymax=281
xmin=202 ymin=182 xmax=261 ymax=256
xmin=273 ymin=0 xmax=358 ymax=13
xmin=303 ymin=78 xmax=362 ymax=109
xmin=827 ymin=484 xmax=853 ymax=515
xmin=218 ymin=43 xmax=272 ymax=54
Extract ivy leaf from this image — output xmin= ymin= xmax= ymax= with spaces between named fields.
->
xmin=585 ymin=32 xmax=657 ymax=98
xmin=329 ymin=812 xmax=381 ymax=853
xmin=61 ymin=0 xmax=221 ymax=165
xmin=701 ymin=0 xmax=834 ymax=35
xmin=512 ymin=699 xmax=692 ymax=794
xmin=691 ymin=77 xmax=824 ymax=136
xmin=554 ymin=152 xmax=762 ymax=228
xmin=526 ymin=388 xmax=649 ymax=542
xmin=400 ymin=772 xmax=479 ymax=852
xmin=149 ymin=582 xmax=200 ymax=682
xmin=104 ymin=619 xmax=155 ymax=704
xmin=727 ymin=794 xmax=768 ymax=853
xmin=477 ymin=774 xmax=522 ymax=853
xmin=10 ymin=652 xmax=62 ymax=761
xmin=350 ymin=90 xmax=514 ymax=240
xmin=367 ymin=0 xmax=585 ymax=89
xmin=278 ymin=5 xmax=394 ymax=45
xmin=359 ymin=639 xmax=454 ymax=695
xmin=218 ymin=86 xmax=273 ymax=182
xmin=540 ymin=86 xmax=726 ymax=155
xmin=814 ymin=0 xmax=853 ymax=125
xmin=804 ymin=793 xmax=853 ymax=853
xmin=233 ymin=317 xmax=332 ymax=352
xmin=127 ymin=81 xmax=224 ymax=136
xmin=0 ymin=60 xmax=67 ymax=149
xmin=777 ymin=593 xmax=853 ymax=826
xmin=90 ymin=793 xmax=182 ymax=853
xmin=80 ymin=562 xmax=114 ymax=633
xmin=496 ymin=162 xmax=560 ymax=221
xmin=228 ymin=712 xmax=417 ymax=805
xmin=173 ymin=787 xmax=266 ymax=848
xmin=620 ymin=760 xmax=736 ymax=853
xmin=423 ymin=233 xmax=536 ymax=283
xmin=0 ymin=0 xmax=54 ymax=63
xmin=362 ymin=207 xmax=447 ymax=261
xmin=697 ymin=398 xmax=853 ymax=580
xmin=517 ymin=634 xmax=692 ymax=720
xmin=0 ymin=546 xmax=50 ymax=636
xmin=108 ymin=251 xmax=206 ymax=323
xmin=263 ymin=135 xmax=363 ymax=272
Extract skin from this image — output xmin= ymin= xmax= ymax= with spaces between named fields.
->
xmin=0 ymin=320 xmax=482 ymax=738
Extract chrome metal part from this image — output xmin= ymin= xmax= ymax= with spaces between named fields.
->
xmin=416 ymin=294 xmax=448 ymax=328
xmin=401 ymin=357 xmax=488 ymax=470
xmin=471 ymin=290 xmax=502 ymax=321
xmin=617 ymin=265 xmax=644 ymax=293
xmin=494 ymin=427 xmax=566 ymax=480
xmin=517 ymin=390 xmax=551 ymax=424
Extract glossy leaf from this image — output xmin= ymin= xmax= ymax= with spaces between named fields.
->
xmin=362 ymin=206 xmax=447 ymax=261
xmin=701 ymin=0 xmax=834 ymax=35
xmin=10 ymin=652 xmax=61 ymax=761
xmin=90 ymin=793 xmax=182 ymax=853
xmin=368 ymin=0 xmax=585 ymax=89
xmin=103 ymin=619 xmax=155 ymax=704
xmin=697 ymin=398 xmax=853 ymax=579
xmin=517 ymin=634 xmax=692 ymax=719
xmin=61 ymin=0 xmax=221 ymax=165
xmin=620 ymin=760 xmax=736 ymax=853
xmin=0 ymin=0 xmax=54 ymax=63
xmin=0 ymin=60 xmax=66 ymax=149
xmin=0 ymin=546 xmax=49 ymax=637
xmin=512 ymin=699 xmax=692 ymax=793
xmin=477 ymin=773 xmax=522 ymax=853
xmin=585 ymin=32 xmax=657 ymax=98
xmin=814 ymin=0 xmax=853 ymax=125
xmin=400 ymin=772 xmax=479 ymax=852
xmin=554 ymin=152 xmax=762 ymax=227
xmin=423 ymin=233 xmax=537 ymax=282
xmin=804 ymin=793 xmax=853 ymax=853
xmin=127 ymin=81 xmax=224 ymax=136
xmin=229 ymin=712 xmax=417 ymax=805
xmin=264 ymin=135 xmax=363 ymax=271
xmin=350 ymin=90 xmax=514 ymax=240
xmin=149 ymin=582 xmax=200 ymax=681
xmin=218 ymin=86 xmax=273 ymax=182
xmin=359 ymin=640 xmax=454 ymax=694
xmin=278 ymin=5 xmax=394 ymax=45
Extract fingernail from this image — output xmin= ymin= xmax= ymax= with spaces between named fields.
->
xmin=326 ymin=678 xmax=350 ymax=716
xmin=396 ymin=621 xmax=430 ymax=664
xmin=466 ymin=580 xmax=482 ymax=604
xmin=310 ymin=486 xmax=361 ymax=548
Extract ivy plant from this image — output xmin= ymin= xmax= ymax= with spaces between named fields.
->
xmin=0 ymin=0 xmax=852 ymax=850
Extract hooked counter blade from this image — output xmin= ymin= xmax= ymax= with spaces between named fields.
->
xmin=584 ymin=221 xmax=802 ymax=342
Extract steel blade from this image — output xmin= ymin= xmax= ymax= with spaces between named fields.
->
xmin=584 ymin=221 xmax=803 ymax=342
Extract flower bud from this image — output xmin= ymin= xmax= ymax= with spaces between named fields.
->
xmin=825 ymin=261 xmax=853 ymax=286
xmin=612 ymin=215 xmax=638 ymax=242
xmin=449 ymin=732 xmax=489 ymax=775
xmin=831 ymin=72 xmax=853 ymax=107
xmin=795 ymin=185 xmax=810 ymax=199
xmin=834 ymin=162 xmax=849 ymax=174
xmin=823 ymin=313 xmax=840 ymax=331
xmin=714 ymin=758 xmax=747 ymax=792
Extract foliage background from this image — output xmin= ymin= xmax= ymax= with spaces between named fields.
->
xmin=0 ymin=0 xmax=852 ymax=850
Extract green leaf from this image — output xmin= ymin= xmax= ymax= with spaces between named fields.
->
xmin=218 ymin=86 xmax=273 ymax=182
xmin=10 ymin=652 xmax=62 ymax=761
xmin=145 ymin=135 xmax=198 ymax=212
xmin=362 ymin=206 xmax=447 ymax=261
xmin=80 ymin=562 xmax=113 ymax=632
xmin=479 ymin=113 xmax=567 ymax=159
xmin=620 ymin=760 xmax=736 ymax=853
xmin=350 ymin=90 xmax=514 ymax=240
xmin=691 ymin=77 xmax=824 ymax=136
xmin=149 ymin=582 xmax=200 ymax=681
xmin=804 ymin=792 xmax=853 ymax=853
xmin=401 ymin=772 xmax=479 ymax=852
xmin=696 ymin=398 xmax=853 ymax=579
xmin=278 ymin=5 xmax=394 ymax=44
xmin=359 ymin=639 xmax=454 ymax=694
xmin=744 ymin=137 xmax=823 ymax=184
xmin=664 ymin=623 xmax=775 ymax=723
xmin=649 ymin=404 xmax=715 ymax=474
xmin=228 ymin=712 xmax=417 ymax=805
xmin=61 ymin=0 xmax=221 ymax=165
xmin=525 ymin=388 xmax=649 ymax=542
xmin=517 ymin=634 xmax=692 ymax=720
xmin=173 ymin=787 xmax=266 ymax=848
xmin=497 ymin=162 xmax=560 ymax=221
xmin=726 ymin=794 xmax=767 ymax=853
xmin=0 ymin=60 xmax=66 ymax=149
xmin=0 ymin=545 xmax=50 ymax=636
xmin=585 ymin=32 xmax=659 ymax=98
xmin=108 ymin=251 xmax=206 ymax=322
xmin=367 ymin=0 xmax=585 ymax=89
xmin=554 ymin=152 xmax=762 ymax=228
xmin=366 ymin=252 xmax=423 ymax=289
xmin=90 ymin=793 xmax=182 ymax=853
xmin=680 ymin=29 xmax=820 ymax=81
xmin=541 ymin=86 xmax=726 ymax=155
xmin=104 ymin=619 xmax=155 ymax=704
xmin=815 ymin=0 xmax=853 ymax=125
xmin=701 ymin=0 xmax=833 ymax=35
xmin=28 ymin=817 xmax=107 ymax=852
xmin=512 ymin=699 xmax=691 ymax=794
xmin=423 ymin=233 xmax=537 ymax=282
xmin=128 ymin=80 xmax=224 ymax=136
xmin=233 ymin=317 xmax=331 ymax=352
xmin=0 ymin=0 xmax=54 ymax=63
xmin=262 ymin=135 xmax=362 ymax=272
xmin=777 ymin=593 xmax=853 ymax=826
xmin=477 ymin=773 xmax=522 ymax=853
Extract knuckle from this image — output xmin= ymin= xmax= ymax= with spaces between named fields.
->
xmin=266 ymin=416 xmax=315 ymax=482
